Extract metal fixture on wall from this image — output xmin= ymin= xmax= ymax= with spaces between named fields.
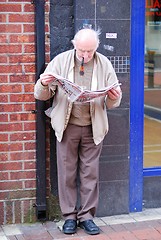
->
xmin=34 ymin=0 xmax=47 ymax=220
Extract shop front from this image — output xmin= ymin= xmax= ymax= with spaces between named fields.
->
xmin=47 ymin=0 xmax=161 ymax=219
xmin=130 ymin=0 xmax=161 ymax=212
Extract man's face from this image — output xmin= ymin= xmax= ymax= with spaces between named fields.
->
xmin=75 ymin=39 xmax=98 ymax=63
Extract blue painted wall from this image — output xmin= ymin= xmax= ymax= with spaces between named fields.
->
xmin=129 ymin=0 xmax=145 ymax=212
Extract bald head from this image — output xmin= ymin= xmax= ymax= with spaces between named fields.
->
xmin=72 ymin=28 xmax=100 ymax=48
xmin=72 ymin=28 xmax=100 ymax=63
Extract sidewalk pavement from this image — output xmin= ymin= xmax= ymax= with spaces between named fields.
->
xmin=1 ymin=208 xmax=161 ymax=240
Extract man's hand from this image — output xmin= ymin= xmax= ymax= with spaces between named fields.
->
xmin=40 ymin=73 xmax=57 ymax=86
xmin=107 ymin=86 xmax=122 ymax=100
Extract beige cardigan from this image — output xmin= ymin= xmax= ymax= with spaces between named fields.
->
xmin=34 ymin=49 xmax=122 ymax=145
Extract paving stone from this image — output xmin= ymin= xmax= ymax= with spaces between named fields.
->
xmin=2 ymin=225 xmax=22 ymax=236
xmin=1 ymin=208 xmax=161 ymax=240
xmin=0 ymin=226 xmax=6 ymax=236
xmin=81 ymin=234 xmax=111 ymax=240
xmin=16 ymin=235 xmax=26 ymax=240
xmin=43 ymin=221 xmax=58 ymax=230
xmin=0 ymin=236 xmax=9 ymax=240
xmin=7 ymin=236 xmax=17 ymax=240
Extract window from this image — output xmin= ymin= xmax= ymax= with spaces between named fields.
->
xmin=144 ymin=0 xmax=161 ymax=168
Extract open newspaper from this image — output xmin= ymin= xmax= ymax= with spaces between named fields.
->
xmin=48 ymin=73 xmax=121 ymax=103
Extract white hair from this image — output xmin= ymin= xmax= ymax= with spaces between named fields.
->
xmin=71 ymin=27 xmax=101 ymax=48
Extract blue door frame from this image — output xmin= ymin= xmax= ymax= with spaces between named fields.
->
xmin=129 ymin=0 xmax=145 ymax=212
xmin=130 ymin=0 xmax=161 ymax=212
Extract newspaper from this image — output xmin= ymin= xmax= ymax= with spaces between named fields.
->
xmin=48 ymin=73 xmax=121 ymax=103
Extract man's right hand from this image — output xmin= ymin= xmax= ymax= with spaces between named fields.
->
xmin=40 ymin=73 xmax=57 ymax=86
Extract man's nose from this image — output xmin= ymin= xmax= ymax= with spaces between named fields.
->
xmin=83 ymin=52 xmax=89 ymax=58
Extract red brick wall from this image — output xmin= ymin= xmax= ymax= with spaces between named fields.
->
xmin=0 ymin=0 xmax=50 ymax=224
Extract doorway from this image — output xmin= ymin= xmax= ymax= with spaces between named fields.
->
xmin=143 ymin=0 xmax=161 ymax=209
xmin=144 ymin=1 xmax=161 ymax=168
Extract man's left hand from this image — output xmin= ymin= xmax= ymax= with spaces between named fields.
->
xmin=107 ymin=86 xmax=122 ymax=100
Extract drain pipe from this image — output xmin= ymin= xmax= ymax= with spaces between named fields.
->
xmin=34 ymin=0 xmax=47 ymax=220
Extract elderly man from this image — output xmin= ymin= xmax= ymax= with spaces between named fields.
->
xmin=34 ymin=28 xmax=122 ymax=235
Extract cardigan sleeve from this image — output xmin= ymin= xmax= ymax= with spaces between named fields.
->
xmin=104 ymin=59 xmax=122 ymax=109
xmin=34 ymin=79 xmax=56 ymax=101
xmin=34 ymin=56 xmax=60 ymax=101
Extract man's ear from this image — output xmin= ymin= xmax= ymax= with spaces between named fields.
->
xmin=71 ymin=40 xmax=75 ymax=48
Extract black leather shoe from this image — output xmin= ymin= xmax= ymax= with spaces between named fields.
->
xmin=78 ymin=219 xmax=100 ymax=235
xmin=62 ymin=219 xmax=77 ymax=234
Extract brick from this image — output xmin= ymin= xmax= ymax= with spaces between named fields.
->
xmin=24 ymin=3 xmax=35 ymax=12
xmin=10 ymin=171 xmax=36 ymax=180
xmin=24 ymin=180 xmax=36 ymax=189
xmin=0 ymin=123 xmax=23 ymax=132
xmin=4 ymin=201 xmax=13 ymax=224
xmin=24 ymin=122 xmax=36 ymax=131
xmin=23 ymin=200 xmax=36 ymax=223
xmin=24 ymin=142 xmax=36 ymax=151
xmin=10 ymin=152 xmax=36 ymax=161
xmin=0 ymin=65 xmax=22 ymax=74
xmin=0 ymin=95 xmax=8 ymax=103
xmin=0 ymin=171 xmax=9 ymax=181
xmin=0 ymin=0 xmax=50 ymax=225
xmin=0 ymin=181 xmax=22 ymax=191
xmin=24 ymin=161 xmax=36 ymax=170
xmin=10 ymin=113 xmax=35 ymax=122
xmin=8 ymin=190 xmax=36 ymax=201
xmin=0 ymin=153 xmax=8 ymax=161
xmin=24 ymin=103 xmax=36 ymax=111
xmin=10 ymin=94 xmax=35 ymax=103
xmin=9 ymin=34 xmax=35 ymax=43
xmin=45 ymin=44 xmax=50 ymax=53
xmin=24 ymin=64 xmax=36 ymax=73
xmin=24 ymin=84 xmax=35 ymax=92
xmin=0 ymin=44 xmax=22 ymax=54
xmin=0 ymin=162 xmax=22 ymax=171
xmin=0 ymin=14 xmax=7 ymax=23
xmin=0 ymin=202 xmax=4 ymax=225
xmin=45 ymin=4 xmax=50 ymax=13
xmin=10 ymin=74 xmax=35 ymax=83
xmin=0 ymin=4 xmax=21 ymax=12
xmin=0 ymin=191 xmax=20 ymax=202
xmin=10 ymin=132 xmax=35 ymax=141
xmin=4 ymin=200 xmax=24 ymax=224
xmin=8 ymin=0 xmax=32 ymax=2
xmin=9 ymin=14 xmax=34 ymax=23
xmin=0 ymin=75 xmax=8 ymax=83
xmin=5 ymin=143 xmax=22 ymax=153
xmin=24 ymin=44 xmax=35 ymax=53
xmin=0 ymin=84 xmax=22 ymax=93
xmin=45 ymin=53 xmax=50 ymax=63
xmin=45 ymin=24 xmax=49 ymax=33
xmin=9 ymin=55 xmax=35 ymax=64
xmin=0 ymin=191 xmax=9 ymax=201
xmin=0 ymin=24 xmax=22 ymax=33
xmin=23 ymin=24 xmax=35 ymax=33
xmin=0 ymin=113 xmax=8 ymax=121
xmin=0 ymin=104 xmax=22 ymax=112
xmin=25 ymin=231 xmax=53 ymax=239
xmin=0 ymin=55 xmax=7 ymax=63
xmin=0 ymin=133 xmax=8 ymax=141
xmin=14 ymin=201 xmax=23 ymax=224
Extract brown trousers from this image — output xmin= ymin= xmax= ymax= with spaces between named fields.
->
xmin=56 ymin=124 xmax=103 ymax=222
